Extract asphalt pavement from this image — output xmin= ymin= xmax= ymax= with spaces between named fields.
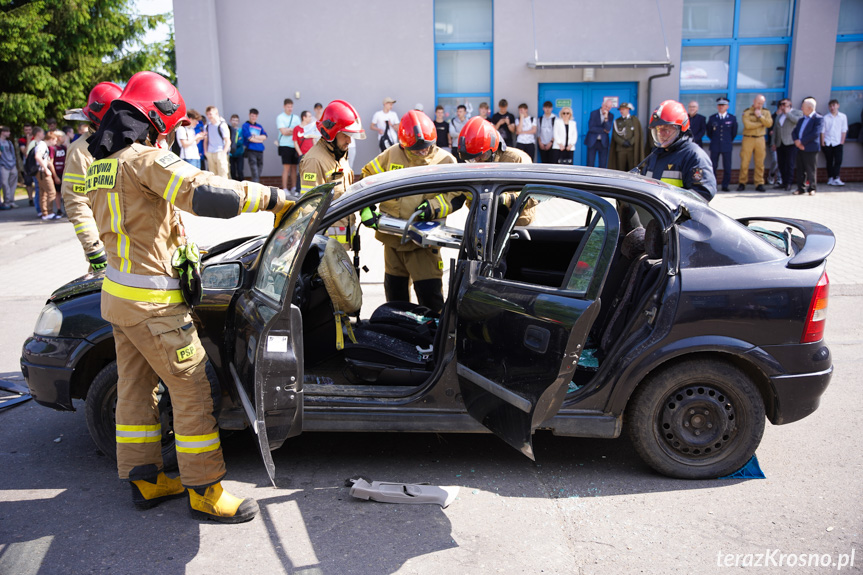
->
xmin=0 ymin=183 xmax=860 ymax=575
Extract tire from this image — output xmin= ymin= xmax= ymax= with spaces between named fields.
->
xmin=626 ymin=359 xmax=765 ymax=479
xmin=84 ymin=361 xmax=178 ymax=471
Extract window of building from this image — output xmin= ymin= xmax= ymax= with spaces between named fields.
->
xmin=434 ymin=0 xmax=493 ymax=120
xmin=831 ymin=0 xmax=863 ymax=128
xmin=680 ymin=0 xmax=794 ymax=137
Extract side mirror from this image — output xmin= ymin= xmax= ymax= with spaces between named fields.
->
xmin=201 ymin=262 xmax=242 ymax=289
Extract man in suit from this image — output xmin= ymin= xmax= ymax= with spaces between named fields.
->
xmin=586 ymin=100 xmax=614 ymax=168
xmin=687 ymin=101 xmax=707 ymax=146
xmin=706 ymin=97 xmax=737 ymax=191
xmin=791 ymin=97 xmax=823 ymax=195
xmin=771 ymin=98 xmax=803 ymax=191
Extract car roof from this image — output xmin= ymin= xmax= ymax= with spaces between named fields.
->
xmin=339 ymin=162 xmax=703 ymax=213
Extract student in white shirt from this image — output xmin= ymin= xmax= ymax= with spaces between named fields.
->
xmin=821 ymin=99 xmax=848 ymax=186
xmin=515 ymin=103 xmax=537 ymax=161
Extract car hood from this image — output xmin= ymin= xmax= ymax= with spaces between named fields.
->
xmin=49 ymin=274 xmax=104 ymax=304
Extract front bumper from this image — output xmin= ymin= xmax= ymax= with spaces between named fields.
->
xmin=20 ymin=335 xmax=83 ymax=411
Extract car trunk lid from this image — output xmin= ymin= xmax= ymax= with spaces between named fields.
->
xmin=736 ymin=217 xmax=835 ymax=269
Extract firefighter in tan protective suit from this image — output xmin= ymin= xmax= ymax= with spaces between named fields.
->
xmin=85 ymin=71 xmax=294 ymax=523
xmin=360 ymin=110 xmax=465 ymax=314
xmin=457 ymin=116 xmax=536 ymax=226
xmin=61 ymin=82 xmax=122 ymax=272
xmin=298 ymin=100 xmax=365 ymax=245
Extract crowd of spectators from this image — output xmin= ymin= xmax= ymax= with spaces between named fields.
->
xmin=1 ymin=93 xmax=857 ymax=216
xmin=0 ymin=117 xmax=84 ymax=217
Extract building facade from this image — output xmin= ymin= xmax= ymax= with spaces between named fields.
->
xmin=175 ymin=0 xmax=862 ymax=180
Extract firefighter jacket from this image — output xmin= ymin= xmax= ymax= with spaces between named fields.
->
xmin=61 ymin=133 xmax=104 ymax=261
xmin=362 ymin=145 xmax=463 ymax=251
xmin=741 ymin=107 xmax=773 ymax=138
xmin=86 ymin=143 xmax=291 ymax=326
xmin=299 ymin=138 xmax=355 ymax=244
xmin=495 ymin=147 xmax=531 ymax=163
xmin=640 ymin=134 xmax=717 ymax=202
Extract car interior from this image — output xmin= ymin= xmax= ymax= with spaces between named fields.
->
xmin=286 ymin=184 xmax=667 ymax=396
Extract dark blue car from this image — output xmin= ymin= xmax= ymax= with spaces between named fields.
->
xmin=21 ymin=164 xmax=834 ymax=481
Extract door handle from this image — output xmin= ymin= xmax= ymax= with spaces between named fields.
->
xmin=524 ymin=326 xmax=550 ymax=354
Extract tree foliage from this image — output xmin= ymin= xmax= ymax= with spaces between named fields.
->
xmin=0 ymin=0 xmax=174 ymax=132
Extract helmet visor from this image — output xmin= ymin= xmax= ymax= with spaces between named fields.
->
xmin=461 ymin=149 xmax=494 ymax=163
xmin=651 ymin=124 xmax=680 ymax=148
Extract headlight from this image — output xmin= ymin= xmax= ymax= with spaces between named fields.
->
xmin=34 ymin=303 xmax=63 ymax=337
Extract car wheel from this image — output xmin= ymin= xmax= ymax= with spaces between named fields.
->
xmin=626 ymin=359 xmax=765 ymax=479
xmin=84 ymin=361 xmax=178 ymax=471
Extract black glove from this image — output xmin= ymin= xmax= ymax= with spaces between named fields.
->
xmin=415 ymin=200 xmax=435 ymax=221
xmin=360 ymin=206 xmax=381 ymax=229
xmin=87 ymin=248 xmax=108 ymax=270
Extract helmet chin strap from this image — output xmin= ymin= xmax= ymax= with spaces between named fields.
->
xmin=326 ymin=137 xmax=347 ymax=161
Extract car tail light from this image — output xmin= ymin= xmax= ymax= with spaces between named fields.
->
xmin=801 ymin=272 xmax=829 ymax=343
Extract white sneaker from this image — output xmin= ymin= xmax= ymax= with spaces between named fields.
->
xmin=827 ymin=177 xmax=835 ymax=186
xmin=41 ymin=214 xmax=54 ymax=221
xmin=834 ymin=178 xmax=845 ymax=186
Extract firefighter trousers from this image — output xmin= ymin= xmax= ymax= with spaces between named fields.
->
xmin=739 ymin=136 xmax=766 ymax=185
xmin=113 ymin=314 xmax=226 ymax=488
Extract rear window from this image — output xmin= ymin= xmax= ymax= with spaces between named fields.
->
xmin=678 ymin=208 xmax=785 ymax=268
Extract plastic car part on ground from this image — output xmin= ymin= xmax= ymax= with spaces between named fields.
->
xmin=348 ymin=477 xmax=459 ymax=508
xmin=0 ymin=378 xmax=32 ymax=411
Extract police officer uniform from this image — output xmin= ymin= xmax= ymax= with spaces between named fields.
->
xmin=61 ymin=131 xmax=107 ymax=272
xmin=298 ymin=137 xmax=355 ymax=244
xmin=640 ymin=133 xmax=717 ymax=202
xmin=739 ymin=105 xmax=773 ymax=189
xmin=361 ymin=144 xmax=459 ymax=312
xmin=86 ymin=142 xmax=291 ymax=491
xmin=706 ymin=99 xmax=737 ymax=191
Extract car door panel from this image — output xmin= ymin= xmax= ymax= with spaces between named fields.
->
xmin=228 ymin=188 xmax=333 ymax=485
xmin=456 ymin=185 xmax=619 ymax=459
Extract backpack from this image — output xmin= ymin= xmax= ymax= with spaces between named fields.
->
xmin=24 ymin=147 xmax=38 ymax=177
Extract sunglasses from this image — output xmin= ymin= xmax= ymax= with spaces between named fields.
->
xmin=561 ymin=112 xmax=571 ymax=115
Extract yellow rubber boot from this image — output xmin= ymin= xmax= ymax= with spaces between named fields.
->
xmin=130 ymin=472 xmax=185 ymax=510
xmin=188 ymin=482 xmax=258 ymax=524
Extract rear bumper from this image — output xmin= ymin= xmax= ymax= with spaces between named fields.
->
xmin=20 ymin=335 xmax=82 ymax=411
xmin=750 ymin=342 xmax=832 ymax=425
xmin=768 ymin=366 xmax=832 ymax=425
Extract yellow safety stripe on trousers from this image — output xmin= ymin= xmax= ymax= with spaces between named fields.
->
xmin=660 ymin=177 xmax=684 ymax=187
xmin=107 ymin=192 xmax=132 ymax=273
xmin=116 ymin=423 xmax=161 ymax=444
xmin=175 ymin=432 xmax=221 ymax=454
xmin=102 ymin=277 xmax=185 ymax=304
xmin=435 ymin=194 xmax=450 ymax=218
xmin=74 ymin=220 xmax=97 ymax=236
xmin=241 ymin=187 xmax=261 ymax=213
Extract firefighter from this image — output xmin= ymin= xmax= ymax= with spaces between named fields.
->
xmin=298 ymin=100 xmax=365 ymax=245
xmin=360 ymin=110 xmax=464 ymax=314
xmin=640 ymin=100 xmax=717 ymax=202
xmin=457 ymin=116 xmax=536 ymax=225
xmin=61 ymin=82 xmax=122 ymax=274
xmin=85 ymin=71 xmax=294 ymax=523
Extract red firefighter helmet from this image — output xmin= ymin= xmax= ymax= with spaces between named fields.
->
xmin=63 ymin=82 xmax=122 ymax=125
xmin=457 ymin=116 xmax=500 ymax=162
xmin=317 ymin=100 xmax=366 ymax=142
xmin=398 ymin=110 xmax=436 ymax=152
xmin=117 ymin=71 xmax=187 ymax=136
xmin=649 ymin=100 xmax=690 ymax=147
